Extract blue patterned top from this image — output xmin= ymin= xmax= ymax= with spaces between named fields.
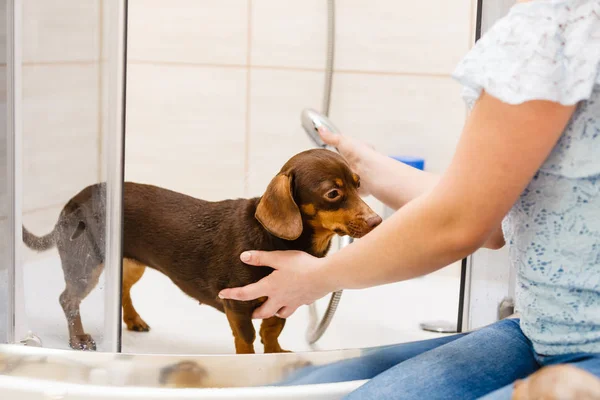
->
xmin=453 ymin=0 xmax=600 ymax=355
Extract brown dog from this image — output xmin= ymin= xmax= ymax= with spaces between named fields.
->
xmin=22 ymin=149 xmax=382 ymax=354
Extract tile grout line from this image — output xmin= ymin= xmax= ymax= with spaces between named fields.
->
xmin=20 ymin=60 xmax=100 ymax=66
xmin=0 ymin=57 xmax=457 ymax=81
xmin=128 ymin=60 xmax=248 ymax=69
xmin=335 ymin=69 xmax=450 ymax=78
xmin=125 ymin=60 xmax=454 ymax=79
xmin=243 ymin=0 xmax=252 ymax=196
xmin=0 ymin=202 xmax=67 ymax=221
xmin=24 ymin=203 xmax=65 ymax=214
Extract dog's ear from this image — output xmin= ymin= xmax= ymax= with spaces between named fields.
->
xmin=255 ymin=173 xmax=302 ymax=240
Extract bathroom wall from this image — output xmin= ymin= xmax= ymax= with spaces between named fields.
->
xmin=16 ymin=0 xmax=127 ymax=349
xmin=125 ymin=0 xmax=474 ymax=200
xmin=125 ymin=0 xmax=477 ymax=279
xmin=12 ymin=0 xmax=483 ymax=349
xmin=16 ymin=0 xmax=477 ymax=266
xmin=20 ymin=0 xmax=103 ymax=261
xmin=0 ymin=0 xmax=9 ymax=343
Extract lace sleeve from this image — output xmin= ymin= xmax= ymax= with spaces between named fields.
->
xmin=452 ymin=0 xmax=600 ymax=109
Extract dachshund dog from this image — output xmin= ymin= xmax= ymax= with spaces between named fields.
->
xmin=23 ymin=149 xmax=382 ymax=354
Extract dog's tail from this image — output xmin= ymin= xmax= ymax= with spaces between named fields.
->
xmin=22 ymin=226 xmax=57 ymax=252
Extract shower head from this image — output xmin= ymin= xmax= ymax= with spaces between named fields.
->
xmin=301 ymin=108 xmax=340 ymax=150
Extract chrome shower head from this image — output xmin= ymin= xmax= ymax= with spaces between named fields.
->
xmin=301 ymin=108 xmax=340 ymax=150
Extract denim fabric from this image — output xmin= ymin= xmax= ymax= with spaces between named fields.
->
xmin=278 ymin=319 xmax=600 ymax=399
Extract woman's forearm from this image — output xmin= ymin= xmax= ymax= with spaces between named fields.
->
xmin=321 ymin=93 xmax=575 ymax=292
xmin=219 ymin=94 xmax=574 ymax=319
xmin=322 ymin=193 xmax=479 ymax=291
xmin=362 ymin=150 xmax=505 ymax=250
xmin=361 ymin=150 xmax=439 ymax=210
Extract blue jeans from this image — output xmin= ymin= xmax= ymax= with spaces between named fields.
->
xmin=279 ymin=319 xmax=600 ymax=399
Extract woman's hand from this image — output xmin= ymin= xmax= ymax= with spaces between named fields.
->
xmin=318 ymin=126 xmax=377 ymax=197
xmin=218 ymin=250 xmax=334 ymax=319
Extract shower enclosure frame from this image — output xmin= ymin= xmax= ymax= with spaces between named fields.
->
xmin=2 ymin=0 xmax=129 ymax=352
xmin=4 ymin=0 xmax=22 ymax=346
xmin=459 ymin=0 xmax=516 ymax=332
xmin=0 ymin=0 xmax=516 ymax=352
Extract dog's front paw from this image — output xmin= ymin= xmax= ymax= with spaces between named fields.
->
xmin=69 ymin=334 xmax=96 ymax=351
xmin=277 ymin=348 xmax=292 ymax=353
xmin=125 ymin=316 xmax=150 ymax=332
xmin=264 ymin=345 xmax=292 ymax=354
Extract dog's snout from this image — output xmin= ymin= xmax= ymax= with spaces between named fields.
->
xmin=367 ymin=215 xmax=382 ymax=229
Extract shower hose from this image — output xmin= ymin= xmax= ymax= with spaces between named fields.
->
xmin=305 ymin=0 xmax=346 ymax=346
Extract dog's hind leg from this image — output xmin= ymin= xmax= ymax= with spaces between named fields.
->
xmin=260 ymin=316 xmax=290 ymax=353
xmin=122 ymin=258 xmax=150 ymax=332
xmin=59 ymin=260 xmax=103 ymax=351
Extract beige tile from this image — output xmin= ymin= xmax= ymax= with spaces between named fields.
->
xmin=251 ymin=0 xmax=327 ymax=69
xmin=330 ymin=72 xmax=466 ymax=174
xmin=98 ymin=0 xmax=120 ymax=184
xmin=22 ymin=64 xmax=100 ymax=211
xmin=335 ymin=0 xmax=472 ymax=74
xmin=246 ymin=68 xmax=323 ymax=197
xmin=97 ymin=60 xmax=124 ymax=184
xmin=128 ymin=0 xmax=248 ymax=65
xmin=0 ymin=156 xmax=6 ymax=220
xmin=22 ymin=0 xmax=100 ymax=63
xmin=0 ymin=4 xmax=6 ymax=65
xmin=0 ymin=66 xmax=7 ymax=216
xmin=100 ymin=0 xmax=122 ymax=62
xmin=0 ymin=219 xmax=7 ymax=277
xmin=125 ymin=64 xmax=247 ymax=201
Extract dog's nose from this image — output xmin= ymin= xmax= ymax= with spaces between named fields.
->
xmin=367 ymin=215 xmax=382 ymax=229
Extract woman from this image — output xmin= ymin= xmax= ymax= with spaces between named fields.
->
xmin=219 ymin=0 xmax=600 ymax=398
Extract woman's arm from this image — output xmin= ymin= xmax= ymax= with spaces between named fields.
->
xmin=349 ymin=145 xmax=440 ymax=210
xmin=219 ymin=92 xmax=575 ymax=318
xmin=322 ymin=93 xmax=574 ymax=290
xmin=323 ymin=129 xmax=506 ymax=249
xmin=319 ymin=126 xmax=438 ymax=210
xmin=368 ymin=160 xmax=506 ymax=249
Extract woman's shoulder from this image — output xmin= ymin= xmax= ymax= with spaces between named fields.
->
xmin=452 ymin=0 xmax=600 ymax=108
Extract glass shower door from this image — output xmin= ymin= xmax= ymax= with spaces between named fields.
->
xmin=1 ymin=0 xmax=127 ymax=352
xmin=0 ymin=0 xmax=12 ymax=345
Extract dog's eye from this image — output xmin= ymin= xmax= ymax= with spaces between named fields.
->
xmin=326 ymin=189 xmax=340 ymax=200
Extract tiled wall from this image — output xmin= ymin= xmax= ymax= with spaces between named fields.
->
xmin=125 ymin=0 xmax=476 ymax=278
xmin=20 ymin=0 xmax=103 ymax=260
xmin=19 ymin=0 xmax=476 ymax=269
xmin=126 ymin=0 xmax=475 ymax=209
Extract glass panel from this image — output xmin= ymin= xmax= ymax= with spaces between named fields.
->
xmin=0 ymin=0 xmax=11 ymax=344
xmin=461 ymin=0 xmax=514 ymax=331
xmin=14 ymin=0 xmax=125 ymax=351
xmin=120 ymin=1 xmax=470 ymax=354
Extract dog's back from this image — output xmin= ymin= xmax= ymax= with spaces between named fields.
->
xmin=121 ymin=182 xmax=280 ymax=308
